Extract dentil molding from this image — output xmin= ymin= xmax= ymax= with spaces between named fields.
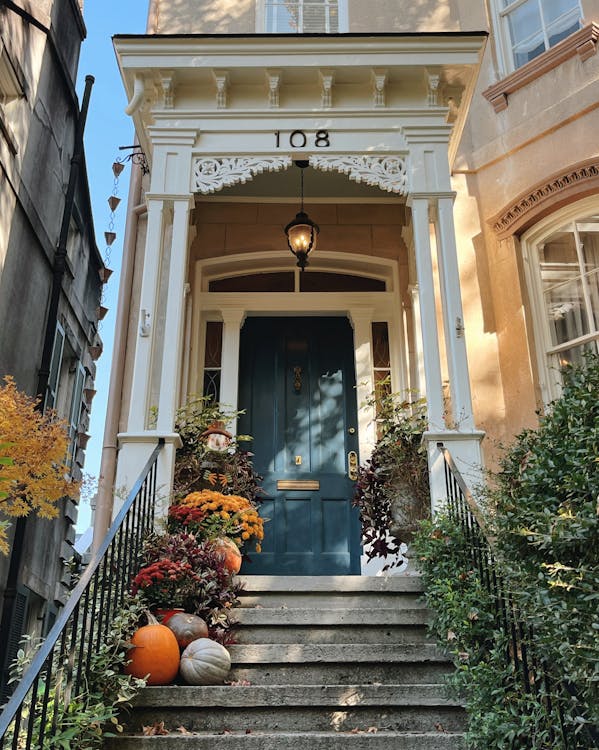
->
xmin=491 ymin=159 xmax=599 ymax=238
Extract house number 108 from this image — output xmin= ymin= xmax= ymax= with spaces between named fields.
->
xmin=274 ymin=130 xmax=330 ymax=148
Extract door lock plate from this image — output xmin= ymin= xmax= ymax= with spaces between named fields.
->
xmin=348 ymin=450 xmax=358 ymax=481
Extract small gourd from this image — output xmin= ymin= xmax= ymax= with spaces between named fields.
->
xmin=180 ymin=638 xmax=231 ymax=685
xmin=166 ymin=612 xmax=209 ymax=648
xmin=213 ymin=537 xmax=242 ymax=575
xmin=124 ymin=613 xmax=180 ymax=685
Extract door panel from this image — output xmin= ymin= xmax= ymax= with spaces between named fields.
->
xmin=238 ymin=317 xmax=361 ymax=575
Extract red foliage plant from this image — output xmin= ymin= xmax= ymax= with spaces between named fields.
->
xmin=131 ymin=559 xmax=201 ymax=611
xmin=167 ymin=504 xmax=206 ymax=534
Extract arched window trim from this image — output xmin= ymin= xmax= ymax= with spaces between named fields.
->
xmin=197 ymin=250 xmax=396 ymax=293
xmin=521 ymin=194 xmax=599 ymax=403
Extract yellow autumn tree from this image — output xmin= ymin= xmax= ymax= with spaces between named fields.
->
xmin=0 ymin=377 xmax=78 ymax=554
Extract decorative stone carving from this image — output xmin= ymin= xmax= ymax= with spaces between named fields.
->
xmin=319 ymin=69 xmax=335 ymax=109
xmin=213 ymin=70 xmax=229 ymax=109
xmin=192 ymin=156 xmax=293 ymax=193
xmin=426 ymin=71 xmax=441 ymax=106
xmin=266 ymin=69 xmax=281 ymax=108
xmin=491 ymin=160 xmax=599 ymax=237
xmin=371 ymin=69 xmax=387 ymax=108
xmin=160 ymin=73 xmax=175 ymax=109
xmin=309 ymin=155 xmax=408 ymax=195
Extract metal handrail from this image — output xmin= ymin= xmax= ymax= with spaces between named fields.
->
xmin=0 ymin=439 xmax=164 ymax=746
xmin=438 ymin=442 xmax=597 ymax=749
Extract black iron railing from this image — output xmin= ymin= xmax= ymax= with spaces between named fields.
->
xmin=0 ymin=440 xmax=164 ymax=749
xmin=438 ymin=442 xmax=597 ymax=750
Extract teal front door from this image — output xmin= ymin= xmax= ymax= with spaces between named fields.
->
xmin=238 ymin=317 xmax=361 ymax=575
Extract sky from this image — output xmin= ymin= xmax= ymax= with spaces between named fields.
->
xmin=75 ymin=1 xmax=149 ymax=530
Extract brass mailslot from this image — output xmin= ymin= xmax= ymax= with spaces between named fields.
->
xmin=277 ymin=480 xmax=320 ymax=491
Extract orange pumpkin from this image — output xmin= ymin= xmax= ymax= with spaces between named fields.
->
xmin=124 ymin=614 xmax=180 ymax=685
xmin=213 ymin=537 xmax=242 ymax=574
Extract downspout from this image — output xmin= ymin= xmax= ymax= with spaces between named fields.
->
xmin=0 ymin=74 xmax=94 ymax=694
xmin=93 ymin=162 xmax=144 ymax=550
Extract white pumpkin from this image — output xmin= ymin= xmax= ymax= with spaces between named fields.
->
xmin=179 ymin=638 xmax=231 ymax=685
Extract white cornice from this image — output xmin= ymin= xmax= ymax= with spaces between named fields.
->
xmin=114 ymin=33 xmax=487 ymax=60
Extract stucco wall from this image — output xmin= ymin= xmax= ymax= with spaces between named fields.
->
xmin=190 ymin=201 xmax=408 ymax=262
xmin=450 ymin=2 xmax=599 ymax=445
xmin=148 ymin=0 xmax=487 ymax=35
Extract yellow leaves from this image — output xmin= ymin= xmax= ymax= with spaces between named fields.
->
xmin=0 ymin=377 xmax=78 ymax=551
xmin=0 ymin=521 xmax=9 ymax=555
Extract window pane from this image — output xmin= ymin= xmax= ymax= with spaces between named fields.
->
xmin=372 ymin=322 xmax=390 ymax=368
xmin=209 ymin=273 xmax=294 ymax=292
xmin=204 ymin=321 xmax=223 ymax=368
xmin=265 ymin=0 xmax=338 ymax=33
xmin=203 ymin=370 xmax=221 ymax=403
xmin=553 ymin=339 xmax=599 ymax=369
xmin=266 ymin=2 xmax=299 ymax=32
xmin=539 ymin=229 xmax=591 ymax=346
xmin=507 ymin=0 xmax=545 ymax=66
xmin=543 ymin=0 xmax=580 ymax=26
xmin=576 ymin=216 xmax=599 ymax=270
xmin=544 ymin=276 xmax=590 ymax=345
xmin=545 ymin=7 xmax=581 ymax=47
xmin=300 ymin=272 xmax=385 ymax=292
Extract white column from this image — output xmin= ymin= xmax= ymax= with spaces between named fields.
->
xmin=349 ymin=309 xmax=376 ymax=461
xmin=220 ymin=308 xmax=246 ymax=434
xmin=157 ymin=196 xmax=194 ymax=433
xmin=408 ymin=284 xmax=425 ymax=397
xmin=409 ymin=197 xmax=445 ymax=431
xmin=435 ymin=196 xmax=475 ymax=430
xmin=127 ymin=197 xmax=166 ymax=432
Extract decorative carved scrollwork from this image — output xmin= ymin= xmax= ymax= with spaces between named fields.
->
xmin=309 ymin=155 xmax=408 ymax=195
xmin=192 ymin=156 xmax=293 ymax=194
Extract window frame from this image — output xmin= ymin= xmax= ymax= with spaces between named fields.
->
xmin=257 ymin=0 xmax=348 ymax=33
xmin=521 ymin=195 xmax=599 ymax=403
xmin=492 ymin=0 xmax=583 ymax=73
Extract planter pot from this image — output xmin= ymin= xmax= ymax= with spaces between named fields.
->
xmin=389 ymin=482 xmax=422 ymax=544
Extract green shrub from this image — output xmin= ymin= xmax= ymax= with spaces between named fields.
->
xmin=414 ymin=354 xmax=599 ymax=748
xmin=491 ymin=355 xmax=599 ymax=732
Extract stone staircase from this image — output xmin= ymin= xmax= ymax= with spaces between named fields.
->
xmin=108 ymin=575 xmax=465 ymax=749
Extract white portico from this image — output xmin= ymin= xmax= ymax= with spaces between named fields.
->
xmin=104 ymin=33 xmax=487 ymax=537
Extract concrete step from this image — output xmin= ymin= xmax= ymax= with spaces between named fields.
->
xmin=107 ymin=731 xmax=465 ymax=749
xmin=228 ymin=661 xmax=453 ymax=686
xmin=237 ymin=592 xmax=425 ymax=609
xmin=235 ymin=623 xmax=431 ymax=644
xmin=128 ymin=705 xmax=464 ymax=734
xmin=107 ymin=575 xmax=462 ymax=750
xmin=127 ymin=684 xmax=464 ymax=734
xmin=228 ymin=643 xmax=446 ymax=664
xmin=132 ymin=684 xmax=462 ymax=709
xmin=233 ymin=607 xmax=429 ymax=626
xmin=237 ymin=575 xmax=424 ymax=594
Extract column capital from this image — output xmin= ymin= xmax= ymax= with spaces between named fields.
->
xmin=221 ymin=308 xmax=247 ymax=328
xmin=144 ymin=192 xmax=195 ymax=207
xmin=348 ymin=307 xmax=375 ymax=328
xmin=408 ymin=191 xmax=457 ymax=204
